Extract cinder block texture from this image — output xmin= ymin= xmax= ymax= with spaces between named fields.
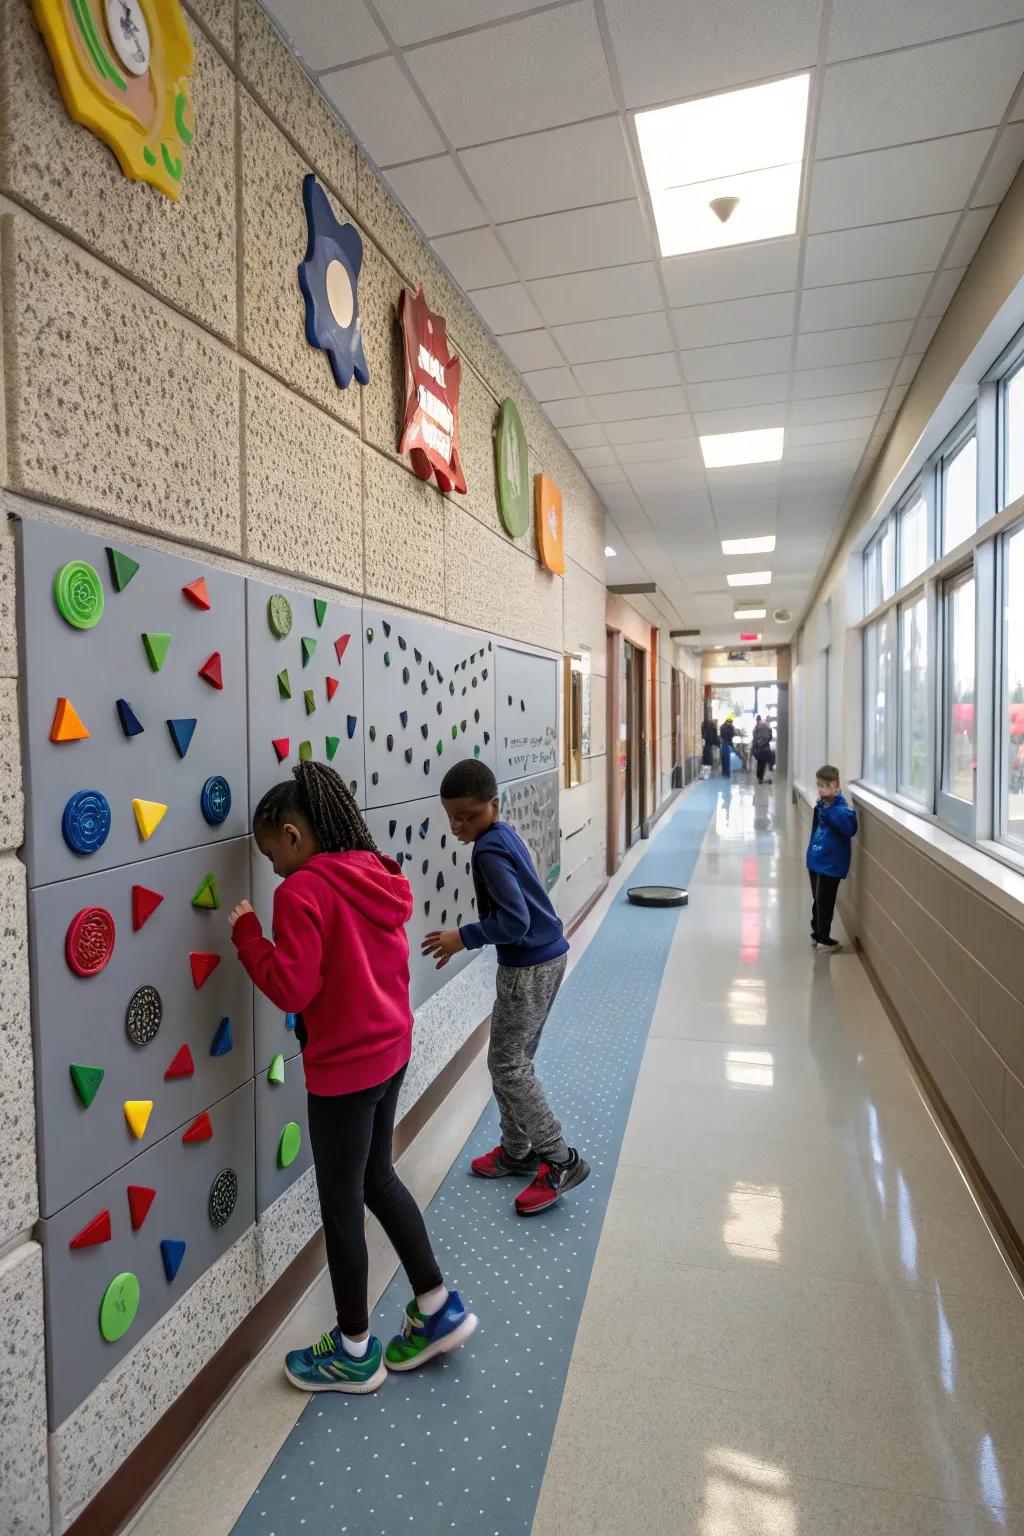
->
xmin=185 ymin=0 xmax=237 ymax=56
xmin=3 ymin=216 xmax=241 ymax=551
xmin=363 ymin=448 xmax=445 ymax=617
xmin=563 ymin=560 xmax=608 ymax=667
xmin=359 ymin=239 xmax=407 ymax=466
xmin=0 ymin=1243 xmax=49 ymax=1536
xmin=0 ymin=6 xmax=238 ymax=342
xmin=445 ymin=502 xmax=562 ymax=652
xmin=0 ymin=853 xmax=34 ymax=1242
xmin=0 ymin=676 xmax=23 ymax=850
xmin=0 ymin=529 xmax=16 ymax=676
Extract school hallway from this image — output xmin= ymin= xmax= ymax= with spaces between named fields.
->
xmin=130 ymin=777 xmax=1024 ymax=1536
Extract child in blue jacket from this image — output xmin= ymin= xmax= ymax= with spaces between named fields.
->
xmin=807 ymin=765 xmax=858 ymax=953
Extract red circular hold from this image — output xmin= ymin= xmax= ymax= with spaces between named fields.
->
xmin=65 ymin=907 xmax=116 ymax=977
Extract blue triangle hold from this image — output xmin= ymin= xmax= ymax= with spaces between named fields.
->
xmin=116 ymin=698 xmax=144 ymax=738
xmin=285 ymin=1012 xmax=297 ymax=1032
xmin=210 ymin=1016 xmax=233 ymax=1056
xmin=167 ymin=717 xmax=197 ymax=759
xmin=160 ymin=1239 xmax=187 ymax=1282
xmin=347 ymin=714 xmax=357 ymax=739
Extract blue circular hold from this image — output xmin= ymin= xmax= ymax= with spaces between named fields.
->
xmin=200 ymin=775 xmax=231 ymax=826
xmin=62 ymin=790 xmax=111 ymax=855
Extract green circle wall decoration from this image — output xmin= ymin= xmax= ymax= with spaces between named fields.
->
xmin=54 ymin=560 xmax=105 ymax=629
xmin=268 ymin=594 xmax=293 ymax=639
xmin=278 ymin=1120 xmax=302 ymax=1169
xmin=494 ymin=398 xmax=530 ymax=538
xmin=99 ymin=1270 xmax=140 ymax=1342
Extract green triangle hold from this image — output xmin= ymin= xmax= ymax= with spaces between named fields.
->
xmin=301 ymin=636 xmax=317 ymax=667
xmin=313 ymin=599 xmax=327 ymax=629
xmin=267 ymin=1052 xmax=285 ymax=1085
xmin=277 ymin=669 xmax=291 ymax=700
xmin=325 ymin=735 xmax=340 ymax=762
xmin=106 ymin=548 xmax=140 ymax=592
xmin=142 ymin=632 xmax=171 ymax=671
xmin=70 ymin=1062 xmax=105 ymax=1108
xmin=299 ymin=740 xmax=312 ymax=762
xmin=304 ymin=689 xmax=316 ymax=716
xmin=191 ymin=873 xmax=220 ymax=910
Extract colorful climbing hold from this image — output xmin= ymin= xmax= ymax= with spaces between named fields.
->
xmin=62 ymin=789 xmax=112 ymax=855
xmin=142 ymin=632 xmax=171 ymax=671
xmin=164 ymin=1043 xmax=195 ymax=1080
xmin=272 ymin=738 xmax=290 ymax=763
xmin=366 ymin=626 xmax=374 ymax=643
xmin=190 ymin=952 xmax=221 ymax=990
xmin=347 ymin=714 xmax=357 ymax=739
xmin=105 ymin=547 xmax=140 ymax=594
xmin=276 ymin=669 xmax=293 ymax=703
xmin=70 ymin=1062 xmax=105 ymax=1108
xmin=382 ymin=621 xmax=391 ymax=637
xmin=278 ymin=1121 xmax=302 ymax=1168
xmin=53 ymin=559 xmax=105 ymax=629
xmin=191 ymin=872 xmax=220 ymax=910
xmin=50 ymin=697 xmax=90 ymax=743
xmin=183 ymin=1110 xmax=213 ymax=1143
xmin=116 ymin=699 xmax=144 ymax=739
xmin=70 ymin=1210 xmax=112 ymax=1250
xmin=267 ymin=1052 xmax=285 ymax=1085
xmin=124 ymin=1100 xmax=153 ymax=1140
xmin=268 ymin=594 xmax=293 ymax=638
xmin=99 ymin=1271 xmax=141 ymax=1344
xmin=208 ymin=1168 xmax=238 ymax=1227
xmin=399 ymin=710 xmax=408 ymax=728
xmin=65 ymin=906 xmax=116 ymax=977
xmin=166 ymin=718 xmax=197 ymax=759
xmin=314 ymin=598 xmax=327 ymax=628
xmin=127 ymin=1185 xmax=156 ymax=1231
xmin=299 ymin=740 xmax=312 ymax=762
xmin=132 ymin=798 xmax=168 ymax=841
xmin=285 ymin=1012 xmax=298 ymax=1032
xmin=404 ymin=748 xmax=413 ymax=764
xmin=182 ymin=577 xmax=211 ymax=610
xmin=160 ymin=1239 xmax=187 ymax=1282
xmin=325 ymin=735 xmax=340 ymax=761
xmin=210 ymin=1016 xmax=233 ymax=1056
xmin=200 ymin=775 xmax=231 ymax=825
xmin=436 ymin=740 xmax=443 ymax=755
xmin=304 ymin=689 xmax=316 ymax=716
xmin=198 ymin=652 xmax=223 ymax=689
xmin=131 ymin=885 xmax=164 ymax=931
xmin=419 ymin=818 xmax=429 ymax=838
xmin=325 ymin=676 xmax=339 ymax=702
xmin=126 ymin=984 xmax=162 ymax=1046
xmin=301 ymin=637 xmax=317 ymax=668
xmin=335 ymin=634 xmax=350 ymax=663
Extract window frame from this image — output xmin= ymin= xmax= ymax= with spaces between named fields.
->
xmin=937 ymin=564 xmax=977 ymax=838
xmin=897 ymin=588 xmax=931 ymax=806
xmin=897 ymin=479 xmax=930 ymax=590
xmin=939 ymin=413 xmax=978 ymax=558
xmin=997 ymin=517 xmax=1024 ymax=851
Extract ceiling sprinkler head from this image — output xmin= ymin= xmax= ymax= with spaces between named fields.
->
xmin=709 ymin=195 xmax=740 ymax=224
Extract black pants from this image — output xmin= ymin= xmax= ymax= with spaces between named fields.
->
xmin=755 ymin=749 xmax=773 ymax=782
xmin=809 ymin=871 xmax=840 ymax=943
xmin=307 ymin=1066 xmax=443 ymax=1335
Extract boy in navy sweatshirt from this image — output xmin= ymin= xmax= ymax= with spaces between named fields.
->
xmin=807 ymin=764 xmax=858 ymax=953
xmin=422 ymin=759 xmax=589 ymax=1215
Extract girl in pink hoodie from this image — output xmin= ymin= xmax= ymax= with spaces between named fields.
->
xmin=231 ymin=761 xmax=476 ymax=1393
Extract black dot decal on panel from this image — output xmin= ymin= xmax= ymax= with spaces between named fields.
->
xmin=405 ymin=748 xmax=413 ymax=763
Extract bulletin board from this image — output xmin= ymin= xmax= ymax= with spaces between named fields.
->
xmin=500 ymin=770 xmax=561 ymax=892
xmin=494 ymin=646 xmax=559 ymax=783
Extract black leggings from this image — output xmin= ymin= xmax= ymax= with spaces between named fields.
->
xmin=307 ymin=1066 xmax=443 ymax=1336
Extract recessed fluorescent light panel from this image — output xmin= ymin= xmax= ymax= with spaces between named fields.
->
xmin=604 ymin=546 xmax=617 ymax=556
xmin=727 ymin=571 xmax=772 ymax=588
xmin=700 ymin=428 xmax=785 ymax=469
xmin=734 ymin=605 xmax=767 ymax=620
xmin=721 ymin=535 xmax=777 ymax=556
xmin=636 ymin=73 xmax=810 ymax=257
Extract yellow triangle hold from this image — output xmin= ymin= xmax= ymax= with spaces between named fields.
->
xmin=124 ymin=1099 xmax=153 ymax=1139
xmin=50 ymin=697 xmax=90 ymax=743
xmin=133 ymin=799 xmax=168 ymax=841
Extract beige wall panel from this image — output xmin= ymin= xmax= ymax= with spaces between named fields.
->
xmin=444 ymin=502 xmax=562 ymax=652
xmin=362 ymin=447 xmax=445 ymax=617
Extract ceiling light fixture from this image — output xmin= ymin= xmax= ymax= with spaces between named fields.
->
xmin=727 ymin=571 xmax=772 ymax=588
xmin=701 ymin=428 xmax=784 ymax=469
xmin=604 ymin=545 xmax=617 ymax=557
xmin=636 ymin=73 xmax=810 ymax=257
xmin=721 ymin=535 xmax=777 ymax=556
xmin=734 ymin=605 xmax=767 ymax=620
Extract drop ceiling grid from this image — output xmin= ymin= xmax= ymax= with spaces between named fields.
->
xmin=264 ymin=0 xmax=1024 ymax=641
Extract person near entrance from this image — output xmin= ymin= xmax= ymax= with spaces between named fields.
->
xmin=807 ymin=765 xmax=858 ymax=953
xmin=719 ymin=716 xmax=737 ymax=776
xmin=702 ymin=716 xmax=719 ymax=770
xmin=752 ymin=715 xmax=774 ymax=783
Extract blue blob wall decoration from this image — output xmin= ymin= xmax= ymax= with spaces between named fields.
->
xmin=297 ymin=173 xmax=370 ymax=390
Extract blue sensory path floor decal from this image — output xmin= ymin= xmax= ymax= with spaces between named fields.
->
xmin=232 ymin=779 xmax=718 ymax=1536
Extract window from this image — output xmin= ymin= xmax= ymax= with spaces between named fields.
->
xmin=1003 ymin=526 xmax=1024 ymax=844
xmin=943 ymin=572 xmax=976 ymax=804
xmin=864 ymin=536 xmax=881 ymax=614
xmin=942 ymin=433 xmax=977 ymax=554
xmin=1004 ymin=362 xmax=1024 ymax=508
xmin=880 ymin=519 xmax=896 ymax=602
xmin=864 ymin=613 xmax=894 ymax=788
xmin=899 ymin=491 xmax=928 ymax=587
xmin=899 ymin=596 xmax=929 ymax=801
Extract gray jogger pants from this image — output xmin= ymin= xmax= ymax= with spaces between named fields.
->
xmin=487 ymin=953 xmax=568 ymax=1163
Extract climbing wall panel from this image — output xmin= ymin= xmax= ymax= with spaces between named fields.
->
xmin=254 ymin=1050 xmax=313 ymax=1214
xmin=494 ymin=645 xmax=559 ymax=784
xmin=500 ymin=770 xmax=561 ymax=892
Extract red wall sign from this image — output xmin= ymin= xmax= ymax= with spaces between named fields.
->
xmin=397 ymin=284 xmax=467 ymax=494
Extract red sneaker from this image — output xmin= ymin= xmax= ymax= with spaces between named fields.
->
xmin=471 ymin=1145 xmax=540 ymax=1178
xmin=514 ymin=1149 xmax=590 ymax=1215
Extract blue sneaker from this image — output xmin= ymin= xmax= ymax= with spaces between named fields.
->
xmin=385 ymin=1290 xmax=478 ymax=1372
xmin=284 ymin=1327 xmax=387 ymax=1393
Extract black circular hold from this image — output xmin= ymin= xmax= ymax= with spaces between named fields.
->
xmin=208 ymin=1168 xmax=238 ymax=1227
xmin=126 ymin=984 xmax=162 ymax=1046
xmin=627 ymin=886 xmax=689 ymax=909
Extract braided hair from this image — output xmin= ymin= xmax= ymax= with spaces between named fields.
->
xmin=253 ymin=761 xmax=379 ymax=854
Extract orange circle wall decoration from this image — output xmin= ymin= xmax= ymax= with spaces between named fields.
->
xmin=535 ymin=474 xmax=565 ymax=575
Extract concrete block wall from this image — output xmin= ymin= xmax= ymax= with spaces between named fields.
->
xmin=0 ymin=0 xmax=614 ymax=1525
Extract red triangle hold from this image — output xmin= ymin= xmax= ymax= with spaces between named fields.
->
xmin=334 ymin=634 xmax=350 ymax=664
xmin=127 ymin=1185 xmax=156 ymax=1230
xmin=190 ymin=951 xmax=221 ymax=989
xmin=198 ymin=652 xmax=223 ymax=689
xmin=182 ymin=577 xmax=211 ymax=610
xmin=182 ymin=1110 xmax=213 ymax=1144
xmin=272 ymin=737 xmax=290 ymax=763
xmin=70 ymin=1209 xmax=112 ymax=1250
xmin=164 ymin=1043 xmax=195 ymax=1080
xmin=325 ymin=676 xmax=339 ymax=702
xmin=132 ymin=885 xmax=164 ymax=932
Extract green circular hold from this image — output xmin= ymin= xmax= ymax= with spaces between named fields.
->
xmin=268 ymin=594 xmax=293 ymax=639
xmin=495 ymin=398 xmax=530 ymax=539
xmin=99 ymin=1270 xmax=140 ymax=1343
xmin=54 ymin=560 xmax=105 ymax=629
xmin=278 ymin=1120 xmax=302 ymax=1169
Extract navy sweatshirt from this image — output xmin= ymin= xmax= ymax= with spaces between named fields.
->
xmin=459 ymin=822 xmax=569 ymax=969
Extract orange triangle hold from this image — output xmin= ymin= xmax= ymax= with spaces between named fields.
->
xmin=164 ymin=1043 xmax=195 ymax=1080
xmin=70 ymin=1209 xmax=111 ymax=1249
xmin=50 ymin=697 xmax=90 ymax=743
xmin=182 ymin=1110 xmax=213 ymax=1144
xmin=198 ymin=652 xmax=223 ymax=689
xmin=127 ymin=1185 xmax=156 ymax=1230
xmin=182 ymin=577 xmax=211 ymax=610
xmin=190 ymin=951 xmax=221 ymax=989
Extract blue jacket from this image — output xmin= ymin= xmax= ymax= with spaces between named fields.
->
xmin=806 ymin=793 xmax=858 ymax=879
xmin=460 ymin=822 xmax=569 ymax=969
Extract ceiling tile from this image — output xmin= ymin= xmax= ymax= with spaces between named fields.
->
xmin=499 ymin=329 xmax=565 ymax=370
xmin=973 ymin=122 xmax=1024 ymax=205
xmin=588 ymin=466 xmax=629 ymax=486
xmin=275 ymin=0 xmax=385 ymax=67
xmin=522 ymin=365 xmax=579 ymax=401
xmin=794 ymin=320 xmax=912 ymax=369
xmin=574 ymin=352 xmax=681 ymax=396
xmin=373 ymin=0 xmax=547 ymax=46
xmin=686 ymin=373 xmax=790 ymax=412
xmin=799 ymin=273 xmax=931 ymax=332
xmin=923 ymin=267 xmax=966 ymax=316
xmin=468 ymin=281 xmax=543 ymax=333
xmin=681 ymin=336 xmax=793 ymax=383
xmin=673 ymin=292 xmax=796 ymax=349
xmin=433 ymin=226 xmax=516 ymax=288
xmin=501 ymin=201 xmax=650 ymax=279
xmin=604 ymin=414 xmax=694 ymax=445
xmin=616 ymin=438 xmax=699 ymax=463
xmin=574 ymin=445 xmax=620 ymax=468
xmin=661 ymin=239 xmax=799 ymax=308
xmin=786 ymin=440 xmax=866 ymax=465
xmin=803 ymin=214 xmax=958 ymax=287
xmin=407 ymin=4 xmax=615 ymax=146
xmin=553 ymin=311 xmax=673 ymax=365
xmin=788 ymin=390 xmax=888 ymax=424
xmin=892 ymin=354 xmax=924 ymax=387
xmin=602 ymin=0 xmax=821 ymax=108
xmin=908 ymin=313 xmax=942 ymax=352
xmin=544 ymin=397 xmax=595 ymax=426
xmin=592 ymin=386 xmax=690 ymax=421
xmin=560 ymin=423 xmax=609 ymax=449
xmin=946 ymin=206 xmax=998 ymax=268
xmin=321 ymin=58 xmax=444 ymax=164
xmin=792 ymin=358 xmax=899 ymax=396
xmin=384 ymin=156 xmax=484 ymax=237
xmin=787 ymin=418 xmax=875 ymax=446
xmin=528 ymin=263 xmax=662 ymax=325
xmin=460 ymin=118 xmax=634 ymax=224
xmin=816 ymin=29 xmax=1024 ymax=159
xmin=694 ymin=403 xmax=788 ymax=435
xmin=828 ymin=1 xmax=1024 ymax=62
xmin=809 ymin=132 xmax=995 ymax=232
